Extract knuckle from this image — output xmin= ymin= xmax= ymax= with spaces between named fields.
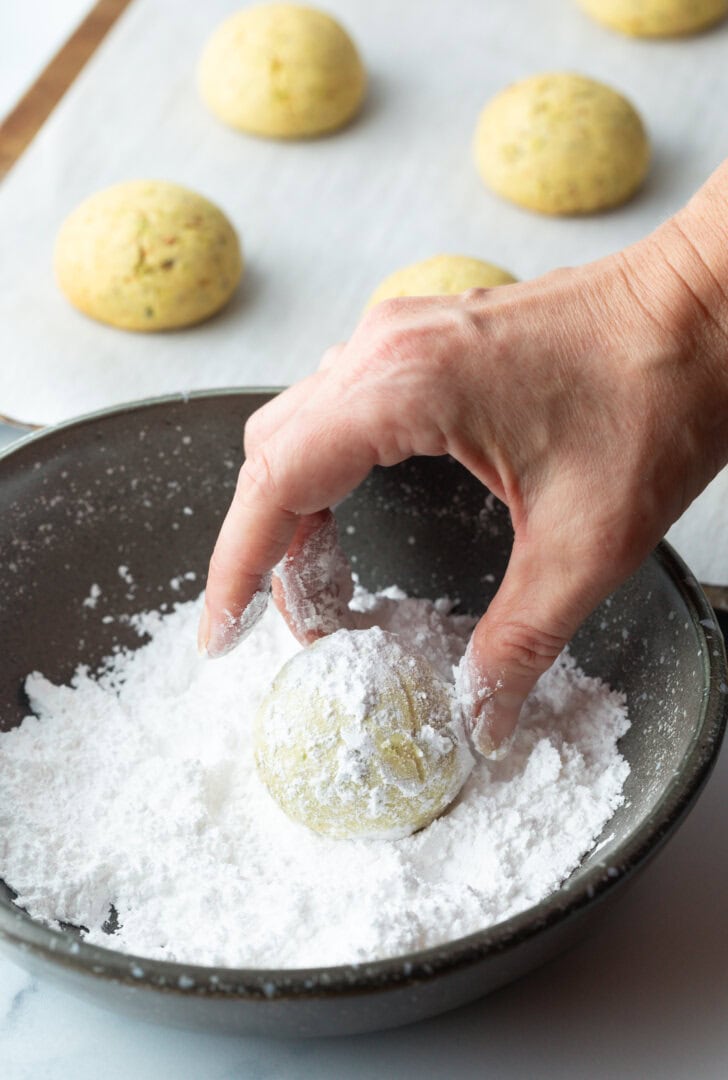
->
xmin=318 ymin=343 xmax=344 ymax=371
xmin=370 ymin=326 xmax=415 ymax=369
xmin=363 ymin=296 xmax=409 ymax=327
xmin=238 ymin=446 xmax=278 ymax=504
xmin=356 ymin=300 xmax=414 ymax=353
xmin=492 ymin=622 xmax=566 ymax=677
xmin=346 ymin=328 xmax=418 ymax=388
xmin=461 ymin=286 xmax=490 ymax=304
xmin=455 ymin=295 xmax=494 ymax=341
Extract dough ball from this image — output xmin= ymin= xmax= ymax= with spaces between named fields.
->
xmin=198 ymin=3 xmax=366 ymax=138
xmin=473 ymin=72 xmax=650 ymax=215
xmin=254 ymin=628 xmax=473 ymax=840
xmin=366 ymin=254 xmax=517 ymax=310
xmin=54 ymin=181 xmax=243 ymax=331
xmin=576 ymin=0 xmax=727 ymax=36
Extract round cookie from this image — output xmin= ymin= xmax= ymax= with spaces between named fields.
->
xmin=366 ymin=254 xmax=517 ymax=309
xmin=198 ymin=3 xmax=366 ymax=138
xmin=54 ymin=181 xmax=243 ymax=332
xmin=254 ymin=628 xmax=473 ymax=840
xmin=576 ymin=0 xmax=728 ymax=36
xmin=473 ymin=72 xmax=650 ymax=216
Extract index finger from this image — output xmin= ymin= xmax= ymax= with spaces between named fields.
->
xmin=198 ymin=392 xmax=380 ymax=657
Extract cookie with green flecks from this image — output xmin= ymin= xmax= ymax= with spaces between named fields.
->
xmin=54 ymin=180 xmax=243 ymax=332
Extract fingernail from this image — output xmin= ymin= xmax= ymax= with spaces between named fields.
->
xmin=472 ymin=692 xmax=522 ymax=760
xmin=455 ymin=643 xmax=522 ymax=761
xmin=202 ymin=575 xmax=272 ymax=660
xmin=197 ymin=604 xmax=211 ymax=656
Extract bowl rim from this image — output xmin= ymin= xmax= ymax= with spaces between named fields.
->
xmin=0 ymin=389 xmax=726 ymax=1000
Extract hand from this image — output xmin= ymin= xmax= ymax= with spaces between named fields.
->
xmin=199 ymin=175 xmax=728 ymax=756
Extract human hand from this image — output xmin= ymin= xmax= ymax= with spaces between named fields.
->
xmin=199 ymin=170 xmax=728 ymax=756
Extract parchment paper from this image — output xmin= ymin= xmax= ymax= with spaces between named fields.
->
xmin=1 ymin=0 xmax=727 ymax=579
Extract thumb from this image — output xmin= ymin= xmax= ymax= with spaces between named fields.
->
xmin=460 ymin=534 xmax=608 ymax=759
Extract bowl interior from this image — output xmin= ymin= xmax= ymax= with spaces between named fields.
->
xmin=0 ymin=390 xmax=723 ymax=957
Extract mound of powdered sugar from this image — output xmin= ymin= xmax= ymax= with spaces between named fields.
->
xmin=0 ymin=584 xmax=630 ymax=968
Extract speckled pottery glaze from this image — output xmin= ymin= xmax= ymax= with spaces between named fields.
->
xmin=0 ymin=390 xmax=725 ymax=1038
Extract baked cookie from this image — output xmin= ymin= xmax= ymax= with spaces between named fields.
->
xmin=366 ymin=254 xmax=517 ymax=309
xmin=198 ymin=3 xmax=366 ymax=138
xmin=54 ymin=180 xmax=243 ymax=332
xmin=255 ymin=628 xmax=472 ymax=840
xmin=473 ymin=72 xmax=650 ymax=215
xmin=576 ymin=0 xmax=728 ymax=36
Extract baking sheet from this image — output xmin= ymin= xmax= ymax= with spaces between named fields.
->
xmin=1 ymin=0 xmax=728 ymax=579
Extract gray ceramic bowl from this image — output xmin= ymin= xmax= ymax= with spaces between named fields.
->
xmin=0 ymin=390 xmax=725 ymax=1038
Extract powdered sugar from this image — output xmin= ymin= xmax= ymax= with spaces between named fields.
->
xmin=0 ymin=585 xmax=630 ymax=968
xmin=81 ymin=583 xmax=102 ymax=610
xmin=274 ymin=511 xmax=355 ymax=643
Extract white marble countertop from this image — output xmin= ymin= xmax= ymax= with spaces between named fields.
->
xmin=2 ymin=5 xmax=728 ymax=1077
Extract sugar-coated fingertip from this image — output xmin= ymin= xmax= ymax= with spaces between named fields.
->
xmin=472 ymin=721 xmax=515 ymax=761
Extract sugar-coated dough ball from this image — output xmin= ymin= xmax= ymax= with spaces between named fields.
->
xmin=255 ymin=628 xmax=473 ymax=840
xmin=198 ymin=3 xmax=366 ymax=138
xmin=54 ymin=181 xmax=243 ymax=331
xmin=366 ymin=254 xmax=517 ymax=310
xmin=576 ymin=0 xmax=728 ymax=35
xmin=473 ymin=73 xmax=650 ymax=216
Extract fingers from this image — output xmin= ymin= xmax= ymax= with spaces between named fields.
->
xmin=272 ymin=509 xmax=355 ymax=645
xmin=243 ymin=344 xmax=347 ymax=457
xmin=243 ymin=374 xmax=323 ymax=458
xmin=200 ymin=394 xmax=379 ymax=658
xmin=459 ymin=532 xmax=608 ymax=758
xmin=198 ymin=475 xmax=297 ymax=658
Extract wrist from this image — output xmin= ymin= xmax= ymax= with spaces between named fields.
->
xmin=646 ymin=161 xmax=728 ymax=358
xmin=670 ymin=173 xmax=728 ymax=324
xmin=607 ymin=164 xmax=728 ymax=499
xmin=613 ymin=166 xmax=728 ymax=398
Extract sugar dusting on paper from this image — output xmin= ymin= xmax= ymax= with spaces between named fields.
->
xmin=0 ymin=585 xmax=630 ymax=968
